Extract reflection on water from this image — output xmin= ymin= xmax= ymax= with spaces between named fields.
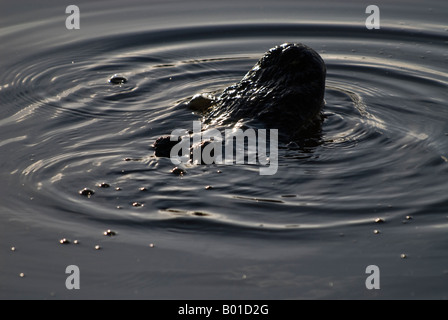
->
xmin=1 ymin=0 xmax=447 ymax=299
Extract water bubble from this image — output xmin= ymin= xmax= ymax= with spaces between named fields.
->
xmin=132 ymin=202 xmax=144 ymax=207
xmin=108 ymin=74 xmax=127 ymax=85
xmin=79 ymin=188 xmax=95 ymax=197
xmin=103 ymin=229 xmax=116 ymax=236
xmin=171 ymin=167 xmax=186 ymax=176
xmin=98 ymin=182 xmax=110 ymax=188
xmin=59 ymin=238 xmax=70 ymax=245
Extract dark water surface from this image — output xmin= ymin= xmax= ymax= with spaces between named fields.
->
xmin=1 ymin=0 xmax=448 ymax=299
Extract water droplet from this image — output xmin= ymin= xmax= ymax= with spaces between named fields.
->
xmin=103 ymin=229 xmax=116 ymax=236
xmin=11 ymin=246 xmax=16 ymax=251
xmin=94 ymin=245 xmax=101 ymax=250
xmin=60 ymin=238 xmax=70 ymax=245
xmin=19 ymin=273 xmax=25 ymax=278
xmin=108 ymin=74 xmax=127 ymax=85
xmin=400 ymin=253 xmax=407 ymax=259
xmin=149 ymin=243 xmax=155 ymax=248
xmin=171 ymin=167 xmax=186 ymax=176
xmin=375 ymin=218 xmax=385 ymax=223
xmin=205 ymin=185 xmax=213 ymax=190
xmin=98 ymin=182 xmax=110 ymax=188
xmin=132 ymin=202 xmax=144 ymax=207
xmin=373 ymin=230 xmax=380 ymax=234
xmin=79 ymin=188 xmax=95 ymax=197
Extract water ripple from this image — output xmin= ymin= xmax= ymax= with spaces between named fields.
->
xmin=1 ymin=21 xmax=447 ymax=236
